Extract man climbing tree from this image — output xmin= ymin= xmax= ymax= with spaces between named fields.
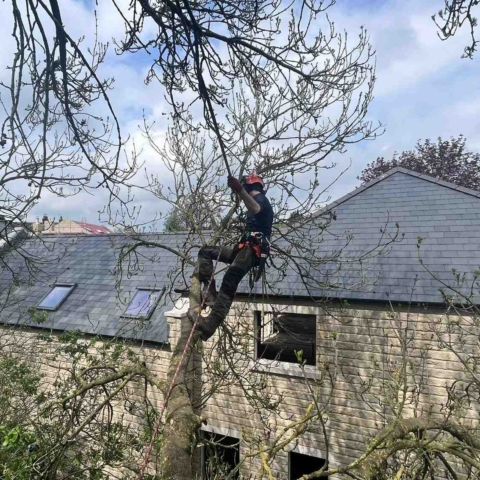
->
xmin=0 ymin=1 xmax=383 ymax=478
xmin=188 ymin=174 xmax=273 ymax=340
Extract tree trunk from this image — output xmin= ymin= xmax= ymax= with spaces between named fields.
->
xmin=160 ymin=277 xmax=202 ymax=479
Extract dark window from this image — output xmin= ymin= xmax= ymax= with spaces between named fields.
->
xmin=256 ymin=311 xmax=316 ymax=366
xmin=289 ymin=451 xmax=327 ymax=479
xmin=123 ymin=289 xmax=162 ymax=319
xmin=37 ymin=284 xmax=76 ymax=311
xmin=202 ymin=432 xmax=239 ymax=479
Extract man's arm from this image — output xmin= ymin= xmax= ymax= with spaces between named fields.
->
xmin=228 ymin=176 xmax=261 ymax=214
xmin=238 ymin=189 xmax=261 ymax=214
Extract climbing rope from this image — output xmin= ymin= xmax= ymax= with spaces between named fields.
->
xmin=262 ymin=265 xmax=266 ymax=322
xmin=137 ymin=256 xmax=220 ymax=480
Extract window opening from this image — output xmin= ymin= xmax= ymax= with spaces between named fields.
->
xmin=37 ymin=284 xmax=76 ymax=311
xmin=256 ymin=311 xmax=316 ymax=366
xmin=202 ymin=432 xmax=239 ymax=479
xmin=123 ymin=289 xmax=162 ymax=319
xmin=289 ymin=451 xmax=327 ymax=479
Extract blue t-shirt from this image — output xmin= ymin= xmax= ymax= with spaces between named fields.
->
xmin=245 ymin=194 xmax=273 ymax=239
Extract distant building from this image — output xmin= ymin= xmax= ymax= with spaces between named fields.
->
xmin=32 ymin=215 xmax=111 ymax=235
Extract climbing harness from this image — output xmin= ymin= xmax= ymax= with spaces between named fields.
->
xmin=237 ymin=231 xmax=270 ymax=289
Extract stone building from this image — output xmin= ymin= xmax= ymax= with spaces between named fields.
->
xmin=1 ymin=168 xmax=480 ymax=478
xmin=32 ymin=215 xmax=112 ymax=235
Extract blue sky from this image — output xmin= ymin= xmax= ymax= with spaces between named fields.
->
xmin=2 ymin=0 xmax=479 ymax=228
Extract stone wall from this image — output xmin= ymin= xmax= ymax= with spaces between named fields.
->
xmin=42 ymin=219 xmax=85 ymax=234
xmin=1 ymin=298 xmax=477 ymax=478
xmin=199 ymin=299 xmax=478 ymax=479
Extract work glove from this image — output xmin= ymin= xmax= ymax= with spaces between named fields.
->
xmin=227 ymin=176 xmax=243 ymax=193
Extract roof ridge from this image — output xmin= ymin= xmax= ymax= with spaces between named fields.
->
xmin=391 ymin=167 xmax=480 ymax=197
xmin=312 ymin=167 xmax=480 ymax=218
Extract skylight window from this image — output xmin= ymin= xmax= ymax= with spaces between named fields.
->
xmin=123 ymin=289 xmax=162 ymax=319
xmin=37 ymin=284 xmax=76 ymax=311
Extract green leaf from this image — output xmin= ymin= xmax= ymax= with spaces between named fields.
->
xmin=294 ymin=350 xmax=305 ymax=365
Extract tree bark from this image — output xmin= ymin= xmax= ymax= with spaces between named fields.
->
xmin=160 ymin=277 xmax=202 ymax=479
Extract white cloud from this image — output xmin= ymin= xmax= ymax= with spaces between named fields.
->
xmin=2 ymin=0 xmax=480 ymax=227
xmin=314 ymin=0 xmax=480 ymax=201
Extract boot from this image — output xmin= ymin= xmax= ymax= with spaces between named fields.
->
xmin=187 ymin=309 xmax=217 ymax=341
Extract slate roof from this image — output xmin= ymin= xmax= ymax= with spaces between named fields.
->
xmin=1 ymin=167 xmax=480 ymax=343
xmin=0 ymin=234 xmax=186 ymax=343
xmin=277 ymin=167 xmax=480 ymax=303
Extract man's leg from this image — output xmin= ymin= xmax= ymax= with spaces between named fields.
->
xmin=190 ymin=246 xmax=234 ymax=309
xmin=196 ymin=246 xmax=233 ymax=286
xmin=195 ymin=247 xmax=254 ymax=341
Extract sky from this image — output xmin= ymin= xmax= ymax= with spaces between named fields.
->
xmin=2 ymin=0 xmax=480 ymax=229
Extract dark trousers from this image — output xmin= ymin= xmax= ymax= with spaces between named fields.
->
xmin=193 ymin=245 xmax=254 ymax=328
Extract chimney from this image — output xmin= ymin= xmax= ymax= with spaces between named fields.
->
xmin=33 ymin=216 xmax=43 ymax=232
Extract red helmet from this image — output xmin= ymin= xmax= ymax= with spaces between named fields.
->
xmin=242 ymin=173 xmax=264 ymax=188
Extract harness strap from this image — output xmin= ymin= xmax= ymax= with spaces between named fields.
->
xmin=238 ymin=232 xmax=269 ymax=260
